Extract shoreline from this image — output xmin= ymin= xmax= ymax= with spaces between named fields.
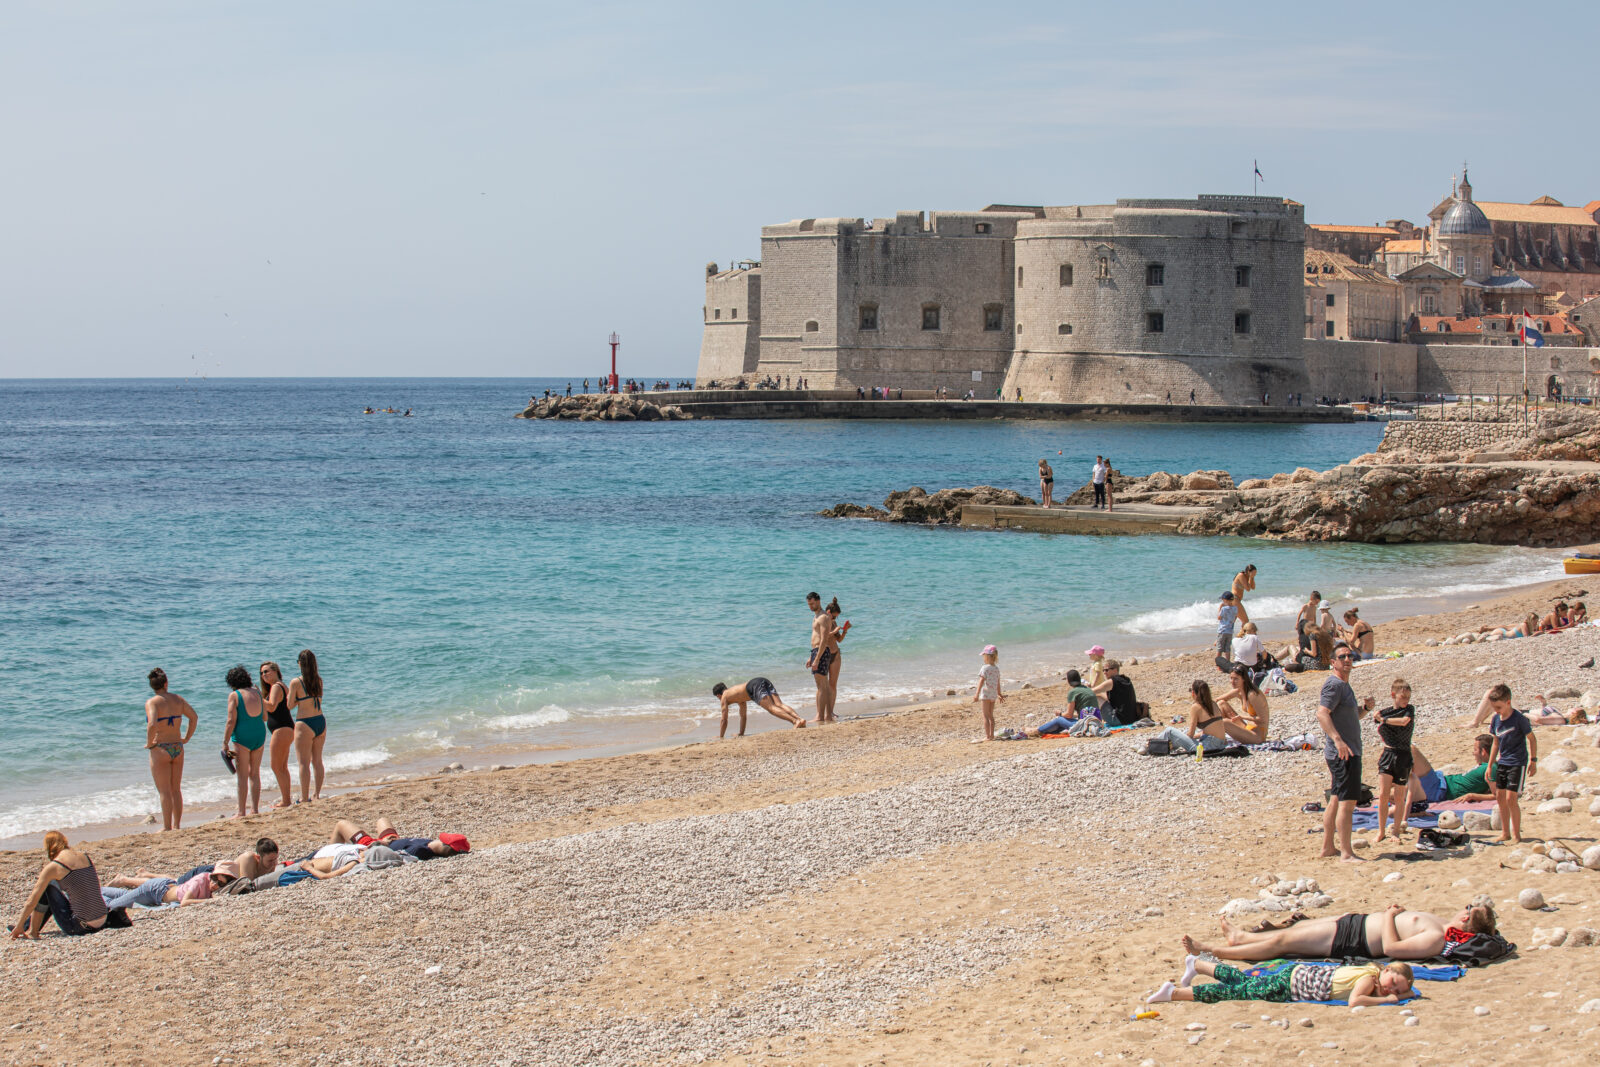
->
xmin=6 ymin=549 xmax=1574 ymax=853
xmin=3 ymin=576 xmax=1598 ymax=1064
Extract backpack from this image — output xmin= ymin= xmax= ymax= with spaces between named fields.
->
xmin=1440 ymin=931 xmax=1516 ymax=966
xmin=1144 ymin=738 xmax=1172 ymax=756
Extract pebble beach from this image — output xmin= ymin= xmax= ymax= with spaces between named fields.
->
xmin=4 ymin=579 xmax=1600 ymax=1066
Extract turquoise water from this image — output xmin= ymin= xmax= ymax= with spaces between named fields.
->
xmin=0 ymin=379 xmax=1560 ymax=842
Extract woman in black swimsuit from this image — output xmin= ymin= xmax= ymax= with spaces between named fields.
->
xmin=1103 ymin=456 xmax=1116 ymax=513
xmin=260 ymin=661 xmax=295 ymax=809
xmin=1038 ymin=458 xmax=1054 ymax=508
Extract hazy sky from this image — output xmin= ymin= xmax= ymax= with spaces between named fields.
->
xmin=3 ymin=1 xmax=1594 ymax=378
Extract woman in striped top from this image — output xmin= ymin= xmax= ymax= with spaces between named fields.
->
xmin=7 ymin=831 xmax=109 ymax=939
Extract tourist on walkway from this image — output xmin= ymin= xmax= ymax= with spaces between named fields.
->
xmin=1038 ymin=458 xmax=1054 ymax=507
xmin=1103 ymin=458 xmax=1116 ymax=512
xmin=1091 ymin=456 xmax=1107 ymax=509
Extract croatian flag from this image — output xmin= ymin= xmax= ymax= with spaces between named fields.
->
xmin=1520 ymin=314 xmax=1545 ymax=347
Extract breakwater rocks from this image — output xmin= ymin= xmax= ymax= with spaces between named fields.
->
xmin=819 ymin=486 xmax=1035 ymax=524
xmin=1184 ymin=463 xmax=1600 ymax=545
xmin=518 ymin=394 xmax=694 ymax=421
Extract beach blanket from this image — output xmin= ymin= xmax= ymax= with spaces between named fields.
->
xmin=1236 ymin=959 xmax=1465 ymax=1005
xmin=1428 ymin=800 xmax=1495 ymax=813
xmin=1349 ymin=798 xmax=1493 ymax=831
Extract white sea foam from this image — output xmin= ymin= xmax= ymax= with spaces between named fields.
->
xmin=1118 ymin=595 xmax=1303 ymax=635
xmin=323 ymin=747 xmax=391 ymax=773
xmin=0 ymin=774 xmax=237 ymax=842
xmin=483 ymin=705 xmax=573 ymax=731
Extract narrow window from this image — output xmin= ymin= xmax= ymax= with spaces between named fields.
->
xmin=1326 ymin=293 xmax=1336 ymax=308
xmin=1059 ymin=264 xmax=1073 ymax=286
xmin=975 ymin=222 xmax=991 ymax=234
xmin=1017 ymin=266 xmax=1024 ymax=285
xmin=1473 ymin=257 xmax=1482 ymax=275
xmin=858 ymin=304 xmax=878 ymax=330
xmin=983 ymin=304 xmax=1003 ymax=332
xmin=1455 ymin=256 xmax=1465 ymax=273
xmin=1146 ymin=311 xmax=1164 ymax=333
xmin=1231 ymin=221 xmax=1245 ymax=235
xmin=804 ymin=320 xmax=819 ymax=332
xmin=922 ymin=304 xmax=940 ymax=331
xmin=1058 ymin=323 xmax=1073 ymax=334
xmin=1326 ymin=320 xmax=1335 ymax=336
xmin=1422 ymin=294 xmax=1436 ymax=313
xmin=1146 ymin=263 xmax=1165 ymax=286
xmin=731 ymin=308 xmax=737 ymax=318
xmin=1234 ymin=311 xmax=1251 ymax=334
xmin=1235 ymin=265 xmax=1251 ymax=287
xmin=714 ymin=308 xmax=721 ymax=319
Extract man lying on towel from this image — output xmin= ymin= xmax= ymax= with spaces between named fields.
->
xmin=1181 ymin=901 xmax=1498 ymax=962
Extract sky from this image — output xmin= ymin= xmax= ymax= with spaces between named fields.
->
xmin=3 ymin=0 xmax=1595 ymax=379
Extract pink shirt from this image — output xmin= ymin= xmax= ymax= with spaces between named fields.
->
xmin=175 ymin=872 xmax=213 ymax=902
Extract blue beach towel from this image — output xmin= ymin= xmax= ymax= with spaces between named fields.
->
xmin=1350 ymin=807 xmax=1441 ymax=831
xmin=1237 ymin=959 xmax=1464 ymax=1005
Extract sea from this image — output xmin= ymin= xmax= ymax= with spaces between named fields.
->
xmin=0 ymin=378 xmax=1565 ymax=846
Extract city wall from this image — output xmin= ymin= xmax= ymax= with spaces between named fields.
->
xmin=1303 ymin=339 xmax=1598 ymax=399
xmin=1000 ymin=351 xmax=1309 ymax=405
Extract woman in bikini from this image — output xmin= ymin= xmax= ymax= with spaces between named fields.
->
xmin=1148 ymin=680 xmax=1229 ymax=755
xmin=1103 ymin=457 xmax=1116 ymax=513
xmin=260 ymin=660 xmax=296 ymax=809
xmin=1215 ymin=664 xmax=1270 ymax=745
xmin=144 ymin=668 xmax=197 ymax=831
xmin=289 ymin=648 xmax=328 ymax=802
xmin=1038 ymin=458 xmax=1054 ymax=508
xmin=223 ymin=665 xmax=267 ymax=818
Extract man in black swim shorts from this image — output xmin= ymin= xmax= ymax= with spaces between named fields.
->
xmin=713 ymin=678 xmax=806 ymax=737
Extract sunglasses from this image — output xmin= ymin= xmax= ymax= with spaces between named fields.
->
xmin=1334 ymin=653 xmax=1353 ymax=661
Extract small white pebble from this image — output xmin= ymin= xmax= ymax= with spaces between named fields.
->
xmin=1184 ymin=1022 xmax=1206 ymax=1032
xmin=1404 ymin=1017 xmax=1420 ymax=1027
xmin=1299 ymin=1017 xmax=1315 ymax=1028
xmin=1474 ymin=1006 xmax=1490 ymax=1016
xmin=1530 ymin=1024 xmax=1550 ymax=1033
xmin=1188 ymin=1034 xmax=1203 ymax=1045
xmin=1383 ymin=872 xmax=1403 ymax=883
xmin=424 ymin=965 xmax=442 ymax=976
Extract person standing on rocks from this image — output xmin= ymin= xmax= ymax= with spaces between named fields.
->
xmin=1038 ymin=458 xmax=1054 ymax=508
xmin=1102 ymin=458 xmax=1116 ymax=512
xmin=713 ymin=679 xmax=806 ymax=737
xmin=1317 ymin=643 xmax=1366 ymax=863
xmin=1091 ymin=456 xmax=1107 ymax=509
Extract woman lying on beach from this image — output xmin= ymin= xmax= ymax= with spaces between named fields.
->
xmin=289 ymin=649 xmax=328 ymax=802
xmin=1148 ymin=956 xmax=1413 ymax=1007
xmin=260 ymin=660 xmax=296 ymax=809
xmin=1181 ymin=901 xmax=1498 ymax=963
xmin=1147 ymin=680 xmax=1229 ymax=755
xmin=224 ymin=665 xmax=267 ymax=818
xmin=8 ymin=831 xmax=109 ymax=939
xmin=1214 ymin=665 xmax=1270 ymax=744
xmin=144 ymin=668 xmax=196 ymax=832
xmin=100 ymin=866 xmax=237 ymax=910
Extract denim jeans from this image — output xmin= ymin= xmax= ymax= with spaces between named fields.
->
xmin=101 ymin=877 xmax=174 ymax=911
xmin=1153 ymin=728 xmax=1225 ymax=755
xmin=1036 ymin=715 xmax=1075 ymax=735
xmin=36 ymin=882 xmax=103 ymax=936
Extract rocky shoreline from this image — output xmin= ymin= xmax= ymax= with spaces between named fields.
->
xmin=821 ymin=409 xmax=1600 ymax=544
xmin=518 ymin=393 xmax=696 ymax=421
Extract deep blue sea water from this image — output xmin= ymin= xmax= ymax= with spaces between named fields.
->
xmin=0 ymin=379 xmax=1561 ymax=842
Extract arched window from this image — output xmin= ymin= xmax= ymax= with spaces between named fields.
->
xmin=922 ymin=304 xmax=941 ymax=331
xmin=804 ymin=320 xmax=819 ymax=332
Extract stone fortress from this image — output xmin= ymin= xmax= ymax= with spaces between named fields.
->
xmin=697 ymin=180 xmax=1600 ymax=405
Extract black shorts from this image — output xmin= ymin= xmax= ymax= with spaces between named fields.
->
xmin=811 ymin=648 xmax=835 ymax=677
xmin=1326 ymin=754 xmax=1363 ymax=802
xmin=1493 ymin=763 xmax=1527 ymax=793
xmin=1378 ymin=747 xmax=1412 ymax=785
xmin=1330 ymin=912 xmax=1372 ymax=959
xmin=746 ymin=677 xmax=778 ymax=705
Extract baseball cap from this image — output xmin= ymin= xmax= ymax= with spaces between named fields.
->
xmin=982 ymin=644 xmax=998 ymax=656
xmin=1221 ymin=592 xmax=1235 ymax=600
xmin=1084 ymin=645 xmax=1105 ymax=657
xmin=438 ymin=833 xmax=470 ymax=854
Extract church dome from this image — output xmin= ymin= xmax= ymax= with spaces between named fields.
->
xmin=1438 ymin=197 xmax=1492 ymax=237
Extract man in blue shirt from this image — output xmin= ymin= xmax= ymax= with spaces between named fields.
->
xmin=1484 ymin=683 xmax=1537 ymax=844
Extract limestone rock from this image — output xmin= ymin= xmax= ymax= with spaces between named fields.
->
xmin=1536 ymin=798 xmax=1572 ymax=814
xmin=1553 ymin=783 xmax=1580 ymax=799
xmin=1548 ymin=846 xmax=1577 ymax=863
xmin=1557 ymin=862 xmax=1580 ymax=873
xmin=1566 ymin=927 xmax=1597 ymax=947
xmin=1436 ymin=811 xmax=1462 ymax=830
xmin=1580 ymin=999 xmax=1600 ymax=1013
xmin=1545 ymin=755 xmax=1578 ymax=774
xmin=1523 ymin=855 xmax=1558 ymax=873
xmin=820 ymin=485 xmax=1035 ymax=525
xmin=1582 ymin=844 xmax=1600 ymax=870
xmin=1548 ymin=686 xmax=1581 ymax=699
xmin=1490 ymin=808 xmax=1503 ymax=831
xmin=1462 ymin=811 xmax=1493 ymax=831
xmin=1519 ymin=887 xmax=1546 ymax=910
xmin=1530 ymin=926 xmax=1568 ymax=948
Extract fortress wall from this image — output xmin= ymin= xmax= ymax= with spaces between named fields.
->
xmin=1000 ymin=350 xmax=1310 ymax=406
xmin=696 ymin=269 xmax=761 ymax=384
xmin=750 ymin=221 xmax=851 ymax=383
xmin=1302 ymin=340 xmax=1418 ymax=398
xmin=1302 ymin=340 xmax=1597 ymax=399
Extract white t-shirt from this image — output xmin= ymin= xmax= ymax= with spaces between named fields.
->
xmin=977 ymin=663 xmax=1001 ymax=701
xmin=1232 ymin=633 xmax=1263 ymax=666
xmin=313 ymin=843 xmax=363 ymax=869
xmin=1092 ymin=462 xmax=1106 ymax=484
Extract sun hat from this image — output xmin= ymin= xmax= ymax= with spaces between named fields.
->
xmin=438 ymin=833 xmax=470 ymax=854
xmin=1085 ymin=645 xmax=1106 ymax=657
xmin=982 ymin=644 xmax=998 ymax=656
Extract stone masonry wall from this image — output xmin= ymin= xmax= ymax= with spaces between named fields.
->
xmin=1376 ymin=420 xmax=1504 ymax=455
xmin=1303 ymin=339 xmax=1597 ymax=400
xmin=1001 ymin=351 xmax=1309 ymax=405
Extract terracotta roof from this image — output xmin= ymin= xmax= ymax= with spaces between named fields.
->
xmin=1585 ymin=201 xmax=1600 ymax=216
xmin=1475 ymin=200 xmax=1598 ymax=227
xmin=1410 ymin=313 xmax=1580 ymax=335
xmin=1303 ymin=249 xmax=1397 ymax=286
xmin=1308 ymin=224 xmax=1399 ymax=235
xmin=1382 ymin=238 xmax=1427 ymax=254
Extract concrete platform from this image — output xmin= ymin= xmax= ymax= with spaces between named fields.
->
xmin=959 ymin=501 xmax=1209 ymax=535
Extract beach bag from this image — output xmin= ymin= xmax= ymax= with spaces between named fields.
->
xmin=1144 ymin=738 xmax=1172 ymax=757
xmin=1440 ymin=931 xmax=1516 ymax=966
xmin=1418 ymin=827 xmax=1470 ymax=850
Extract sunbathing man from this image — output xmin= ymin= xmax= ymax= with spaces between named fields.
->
xmin=330 ymin=818 xmax=470 ymax=860
xmin=713 ymin=678 xmax=806 ymax=737
xmin=1182 ymin=900 xmax=1498 ymax=962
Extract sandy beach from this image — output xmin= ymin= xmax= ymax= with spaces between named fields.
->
xmin=3 ymin=578 xmax=1599 ymax=1066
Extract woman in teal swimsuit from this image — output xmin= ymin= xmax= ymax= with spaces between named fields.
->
xmin=223 ymin=665 xmax=267 ymax=818
xmin=289 ymin=649 xmax=328 ymax=803
xmin=144 ymin=668 xmax=197 ymax=832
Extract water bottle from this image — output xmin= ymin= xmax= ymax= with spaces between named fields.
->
xmin=1195 ymin=738 xmax=1205 ymax=764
